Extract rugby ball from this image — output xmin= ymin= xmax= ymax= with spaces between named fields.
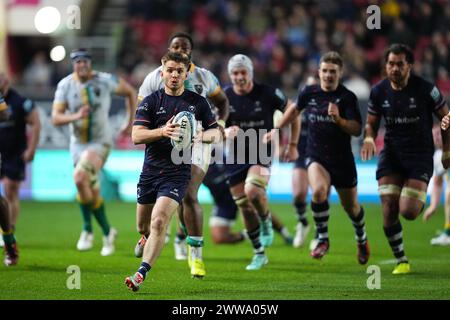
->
xmin=170 ymin=111 xmax=197 ymax=150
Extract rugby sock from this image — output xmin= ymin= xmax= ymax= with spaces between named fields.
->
xmin=92 ymin=197 xmax=110 ymax=236
xmin=187 ymin=236 xmax=203 ymax=260
xmin=294 ymin=201 xmax=309 ymax=226
xmin=350 ymin=207 xmax=367 ymax=244
xmin=311 ymin=201 xmax=330 ymax=243
xmin=175 ymin=230 xmax=186 ymax=242
xmin=445 ymin=223 xmax=450 ymax=236
xmin=137 ymin=262 xmax=151 ymax=279
xmin=247 ymin=227 xmax=264 ymax=255
xmin=2 ymin=229 xmax=16 ymax=248
xmin=76 ymin=196 xmax=93 ymax=233
xmin=383 ymin=222 xmax=408 ymax=263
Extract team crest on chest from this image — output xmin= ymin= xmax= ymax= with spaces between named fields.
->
xmin=409 ymin=98 xmax=416 ymax=109
xmin=188 ymin=105 xmax=196 ymax=113
xmin=194 ymin=84 xmax=203 ymax=95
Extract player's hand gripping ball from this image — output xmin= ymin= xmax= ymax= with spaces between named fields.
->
xmin=170 ymin=111 xmax=197 ymax=150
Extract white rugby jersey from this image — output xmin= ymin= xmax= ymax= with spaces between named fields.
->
xmin=138 ymin=63 xmax=221 ymax=102
xmin=53 ymin=72 xmax=119 ymax=145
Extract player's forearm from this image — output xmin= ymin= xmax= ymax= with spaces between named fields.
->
xmin=289 ymin=115 xmax=300 ymax=145
xmin=132 ymin=127 xmax=163 ymax=145
xmin=51 ymin=112 xmax=80 ymax=126
xmin=213 ymin=93 xmax=229 ymax=122
xmin=27 ymin=122 xmax=41 ymax=155
xmin=202 ymin=128 xmax=222 ymax=144
xmin=277 ymin=104 xmax=299 ymax=129
xmin=336 ymin=118 xmax=361 ymax=136
xmin=125 ymin=91 xmax=138 ymax=127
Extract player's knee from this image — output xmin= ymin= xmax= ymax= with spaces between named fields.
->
xmin=400 ymin=205 xmax=422 ymax=221
xmin=245 ymin=187 xmax=264 ymax=205
xmin=150 ymin=216 xmax=166 ymax=236
xmin=312 ymin=186 xmax=328 ymax=203
xmin=210 ymin=228 xmax=226 ymax=244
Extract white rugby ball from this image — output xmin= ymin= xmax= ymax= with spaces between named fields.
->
xmin=170 ymin=111 xmax=197 ymax=150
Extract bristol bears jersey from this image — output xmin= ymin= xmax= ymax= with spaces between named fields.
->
xmin=138 ymin=63 xmax=222 ymax=103
xmin=296 ymin=84 xmax=361 ymax=165
xmin=134 ymin=89 xmax=217 ymax=178
xmin=0 ymin=89 xmax=35 ymax=154
xmin=53 ymin=71 xmax=120 ymax=145
xmin=368 ymin=74 xmax=446 ymax=154
xmin=225 ymin=82 xmax=287 ymax=164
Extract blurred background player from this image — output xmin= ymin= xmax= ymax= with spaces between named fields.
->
xmin=206 ymin=161 xmax=293 ymax=245
xmin=0 ymin=73 xmax=40 ymax=245
xmin=0 ymin=92 xmax=18 ymax=266
xmin=272 ymin=51 xmax=370 ymax=265
xmin=224 ymin=54 xmax=296 ymax=270
xmin=361 ymin=44 xmax=450 ymax=274
xmin=424 ymin=124 xmax=450 ymax=246
xmin=283 ymin=76 xmax=317 ymax=248
xmin=125 ymin=51 xmax=220 ymax=291
xmin=135 ymin=32 xmax=229 ymax=278
xmin=51 ymin=48 xmax=137 ymax=256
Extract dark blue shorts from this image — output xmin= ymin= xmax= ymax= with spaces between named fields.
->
xmin=294 ymin=135 xmax=307 ymax=169
xmin=225 ymin=163 xmax=270 ymax=188
xmin=137 ymin=173 xmax=189 ymax=205
xmin=376 ymin=148 xmax=433 ymax=184
xmin=306 ymin=156 xmax=357 ymax=189
xmin=0 ymin=152 xmax=25 ymax=181
xmin=204 ymin=163 xmax=238 ymax=221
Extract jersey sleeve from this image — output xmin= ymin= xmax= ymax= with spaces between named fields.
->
xmin=429 ymin=84 xmax=446 ymax=111
xmin=103 ymin=73 xmax=120 ymax=93
xmin=21 ymin=98 xmax=35 ymax=116
xmin=53 ymin=79 xmax=68 ymax=105
xmin=341 ymin=91 xmax=362 ymax=124
xmin=367 ymin=87 xmax=381 ymax=116
xmin=197 ymin=97 xmax=218 ymax=130
xmin=138 ymin=68 xmax=163 ymax=101
xmin=271 ymin=87 xmax=288 ymax=111
xmin=295 ymin=87 xmax=309 ymax=112
xmin=204 ymin=70 xmax=222 ymax=98
xmin=134 ymin=95 xmax=154 ymax=128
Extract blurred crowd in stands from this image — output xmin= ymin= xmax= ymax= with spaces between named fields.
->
xmin=116 ymin=0 xmax=450 ymax=100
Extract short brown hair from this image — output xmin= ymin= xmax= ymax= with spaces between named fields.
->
xmin=319 ymin=51 xmax=343 ymax=68
xmin=161 ymin=51 xmax=191 ymax=70
xmin=384 ymin=43 xmax=414 ymax=64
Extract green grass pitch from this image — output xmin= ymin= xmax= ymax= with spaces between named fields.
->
xmin=1 ymin=201 xmax=449 ymax=300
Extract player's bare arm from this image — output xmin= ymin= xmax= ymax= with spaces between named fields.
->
xmin=263 ymin=102 xmax=300 ymax=143
xmin=360 ymin=113 xmax=381 ymax=161
xmin=281 ymin=100 xmax=301 ymax=161
xmin=195 ymin=127 xmax=222 ymax=144
xmin=132 ymin=116 xmax=180 ymax=145
xmin=115 ymin=78 xmax=138 ymax=136
xmin=434 ymin=104 xmax=450 ymax=169
xmin=209 ymin=89 xmax=229 ymax=123
xmin=51 ymin=102 xmax=89 ymax=126
xmin=23 ymin=107 xmax=41 ymax=163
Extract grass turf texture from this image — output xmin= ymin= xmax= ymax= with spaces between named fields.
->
xmin=1 ymin=201 xmax=450 ymax=300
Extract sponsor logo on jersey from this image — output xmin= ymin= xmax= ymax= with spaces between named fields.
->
xmin=194 ymin=84 xmax=203 ymax=95
xmin=189 ymin=105 xmax=196 ymax=113
xmin=156 ymin=106 xmax=166 ymax=115
xmin=409 ymin=98 xmax=416 ymax=109
xmin=382 ymin=100 xmax=390 ymax=108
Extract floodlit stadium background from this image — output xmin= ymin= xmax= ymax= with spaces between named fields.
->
xmin=1 ymin=0 xmax=449 ymax=203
